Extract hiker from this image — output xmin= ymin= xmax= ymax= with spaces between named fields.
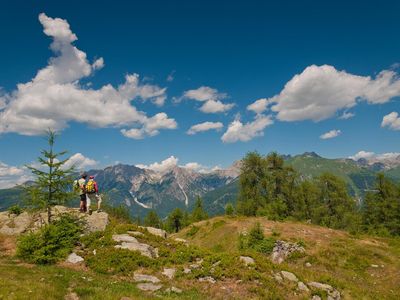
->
xmin=74 ymin=173 xmax=87 ymax=213
xmin=86 ymin=175 xmax=102 ymax=213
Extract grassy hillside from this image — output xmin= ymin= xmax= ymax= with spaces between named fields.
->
xmin=174 ymin=216 xmax=400 ymax=299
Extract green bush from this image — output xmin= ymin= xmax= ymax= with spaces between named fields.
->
xmin=239 ymin=222 xmax=276 ymax=254
xmin=86 ymin=248 xmax=155 ymax=274
xmin=8 ymin=205 xmax=23 ymax=215
xmin=16 ymin=214 xmax=83 ymax=264
xmin=103 ymin=204 xmax=132 ymax=223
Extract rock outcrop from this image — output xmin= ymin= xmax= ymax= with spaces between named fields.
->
xmin=112 ymin=234 xmax=159 ymax=258
xmin=271 ymin=240 xmax=305 ymax=264
xmin=0 ymin=206 xmax=109 ymax=236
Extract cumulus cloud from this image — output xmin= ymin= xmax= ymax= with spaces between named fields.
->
xmin=0 ymin=162 xmax=32 ymax=189
xmin=247 ymin=98 xmax=270 ymax=114
xmin=381 ymin=112 xmax=400 ymax=130
xmin=121 ymin=112 xmax=177 ymax=139
xmin=64 ymin=153 xmax=98 ymax=170
xmin=221 ymin=115 xmax=273 ymax=143
xmin=320 ymin=129 xmax=341 ymax=140
xmin=187 ymin=121 xmax=223 ymax=135
xmin=349 ymin=151 xmax=400 ymax=164
xmin=135 ymin=156 xmax=218 ymax=174
xmin=339 ymin=111 xmax=355 ymax=120
xmin=0 ymin=13 xmax=173 ymax=137
xmin=136 ymin=156 xmax=179 ymax=173
xmin=268 ymin=65 xmax=400 ymax=122
xmin=180 ymin=86 xmax=234 ymax=113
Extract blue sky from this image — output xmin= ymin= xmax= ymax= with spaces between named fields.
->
xmin=0 ymin=0 xmax=400 ymax=186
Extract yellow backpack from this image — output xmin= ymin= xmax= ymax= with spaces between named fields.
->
xmin=86 ymin=180 xmax=96 ymax=193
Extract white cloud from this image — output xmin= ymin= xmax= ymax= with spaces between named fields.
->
xmin=0 ymin=162 xmax=32 ymax=189
xmin=121 ymin=112 xmax=177 ymax=139
xmin=349 ymin=151 xmax=376 ymax=160
xmin=247 ymin=98 xmax=270 ymax=114
xmin=0 ymin=13 xmax=172 ymax=137
xmin=136 ymin=156 xmax=218 ymax=174
xmin=381 ymin=112 xmax=400 ymax=130
xmin=187 ymin=121 xmax=223 ymax=135
xmin=339 ymin=111 xmax=355 ymax=120
xmin=92 ymin=57 xmax=104 ymax=70
xmin=64 ymin=153 xmax=98 ymax=170
xmin=349 ymin=151 xmax=400 ymax=165
xmin=221 ymin=114 xmax=273 ymax=143
xmin=181 ymin=86 xmax=234 ymax=113
xmin=269 ymin=65 xmax=400 ymax=122
xmin=320 ymin=129 xmax=341 ymax=140
xmin=136 ymin=156 xmax=178 ymax=173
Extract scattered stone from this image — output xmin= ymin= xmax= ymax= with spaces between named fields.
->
xmin=136 ymin=283 xmax=163 ymax=292
xmin=273 ymin=273 xmax=283 ymax=282
xmin=113 ymin=234 xmax=159 ymax=258
xmin=212 ymin=261 xmax=221 ymax=267
xmin=92 ymin=249 xmax=96 ymax=255
xmin=280 ymin=271 xmax=298 ymax=282
xmin=128 ymin=231 xmax=144 ymax=237
xmin=183 ymin=267 xmax=191 ymax=274
xmin=174 ymin=238 xmax=187 ymax=243
xmin=64 ymin=292 xmax=80 ymax=300
xmin=308 ymin=282 xmax=333 ymax=291
xmin=305 ymin=262 xmax=312 ymax=267
xmin=271 ymin=240 xmax=305 ymax=264
xmin=239 ymin=256 xmax=255 ymax=266
xmin=371 ymin=264 xmax=379 ymax=268
xmin=166 ymin=287 xmax=182 ymax=294
xmin=311 ymin=296 xmax=322 ymax=300
xmin=298 ymin=281 xmax=309 ymax=292
xmin=162 ymin=268 xmax=176 ymax=279
xmin=139 ymin=226 xmax=167 ymax=238
xmin=189 ymin=263 xmax=201 ymax=269
xmin=198 ymin=276 xmax=216 ymax=284
xmin=66 ymin=253 xmax=84 ymax=264
xmin=133 ymin=273 xmax=160 ymax=283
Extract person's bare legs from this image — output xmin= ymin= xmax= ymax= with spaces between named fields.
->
xmin=96 ymin=194 xmax=102 ymax=212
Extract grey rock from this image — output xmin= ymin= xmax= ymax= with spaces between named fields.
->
xmin=136 ymin=283 xmax=163 ymax=292
xmin=271 ymin=240 xmax=305 ymax=264
xmin=308 ymin=281 xmax=333 ymax=291
xmin=85 ymin=211 xmax=109 ymax=232
xmin=166 ymin=287 xmax=182 ymax=294
xmin=280 ymin=271 xmax=298 ymax=282
xmin=113 ymin=234 xmax=158 ymax=258
xmin=298 ymin=281 xmax=309 ymax=292
xmin=162 ymin=268 xmax=176 ymax=279
xmin=183 ymin=267 xmax=191 ymax=274
xmin=66 ymin=253 xmax=84 ymax=264
xmin=139 ymin=226 xmax=167 ymax=238
xmin=133 ymin=273 xmax=160 ymax=283
xmin=239 ymin=256 xmax=255 ymax=266
xmin=198 ymin=276 xmax=216 ymax=284
xmin=305 ymin=262 xmax=312 ymax=267
xmin=174 ymin=238 xmax=187 ymax=243
xmin=274 ymin=273 xmax=283 ymax=282
xmin=0 ymin=212 xmax=31 ymax=235
xmin=311 ymin=296 xmax=322 ymax=300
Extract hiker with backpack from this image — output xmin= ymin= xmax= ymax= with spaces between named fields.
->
xmin=86 ymin=175 xmax=102 ymax=213
xmin=74 ymin=173 xmax=87 ymax=213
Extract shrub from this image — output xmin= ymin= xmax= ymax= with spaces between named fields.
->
xmin=239 ymin=222 xmax=276 ymax=255
xmin=225 ymin=203 xmax=235 ymax=216
xmin=8 ymin=205 xmax=23 ymax=215
xmin=86 ymin=248 xmax=155 ymax=274
xmin=17 ymin=214 xmax=83 ymax=264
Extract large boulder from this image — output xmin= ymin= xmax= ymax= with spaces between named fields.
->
xmin=271 ymin=240 xmax=305 ymax=264
xmin=0 ymin=206 xmax=109 ymax=236
xmin=139 ymin=226 xmax=167 ymax=238
xmin=112 ymin=234 xmax=159 ymax=258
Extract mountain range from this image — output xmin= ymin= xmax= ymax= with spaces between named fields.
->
xmin=1 ymin=152 xmax=399 ymax=217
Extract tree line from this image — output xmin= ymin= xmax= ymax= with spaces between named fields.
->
xmin=236 ymin=151 xmax=400 ymax=236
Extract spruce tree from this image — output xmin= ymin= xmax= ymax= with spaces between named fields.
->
xmin=25 ymin=130 xmax=74 ymax=223
xmin=144 ymin=210 xmax=162 ymax=228
xmin=191 ymin=196 xmax=208 ymax=222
